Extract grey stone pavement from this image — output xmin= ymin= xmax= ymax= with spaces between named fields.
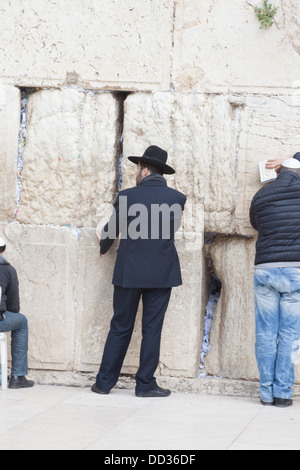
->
xmin=0 ymin=384 xmax=299 ymax=450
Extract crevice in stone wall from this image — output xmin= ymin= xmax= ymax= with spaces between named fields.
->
xmin=169 ymin=0 xmax=177 ymax=91
xmin=198 ymin=232 xmax=253 ymax=377
xmin=15 ymin=87 xmax=38 ymax=220
xmin=114 ymin=91 xmax=132 ymax=196
xmin=198 ymin=232 xmax=222 ymax=377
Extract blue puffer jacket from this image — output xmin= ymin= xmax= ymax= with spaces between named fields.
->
xmin=250 ymin=170 xmax=300 ymax=265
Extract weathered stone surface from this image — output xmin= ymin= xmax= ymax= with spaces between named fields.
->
xmin=159 ymin=233 xmax=205 ymax=377
xmin=275 ymin=0 xmax=300 ymax=55
xmin=204 ymin=235 xmax=300 ymax=384
xmin=204 ymin=236 xmax=258 ymax=381
xmin=74 ymin=228 xmax=116 ymax=371
xmin=1 ymin=216 xmax=204 ymax=379
xmin=173 ymin=0 xmax=300 ymax=93
xmin=17 ymin=89 xmax=120 ymax=227
xmin=0 ymin=85 xmax=20 ymax=222
xmin=123 ymin=92 xmax=300 ymax=236
xmin=0 ymin=0 xmax=173 ymax=91
xmin=235 ymin=94 xmax=300 ymax=235
xmin=1 ymin=0 xmax=300 ymax=392
xmin=122 ymin=92 xmax=239 ymax=234
xmin=74 ymin=217 xmax=204 ymax=378
xmin=1 ymin=223 xmax=78 ymax=370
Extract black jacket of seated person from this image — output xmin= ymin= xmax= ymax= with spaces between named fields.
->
xmin=0 ymin=254 xmax=20 ymax=320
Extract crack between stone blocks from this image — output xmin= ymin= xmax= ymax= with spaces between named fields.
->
xmin=169 ymin=0 xmax=177 ymax=92
xmin=199 ymin=236 xmax=222 ymax=376
xmin=14 ymin=87 xmax=37 ymax=222
xmin=114 ymin=91 xmax=132 ymax=196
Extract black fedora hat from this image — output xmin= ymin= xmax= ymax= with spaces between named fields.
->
xmin=128 ymin=145 xmax=175 ymax=175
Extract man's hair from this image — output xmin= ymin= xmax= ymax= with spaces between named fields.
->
xmin=0 ymin=245 xmax=5 ymax=254
xmin=280 ymin=166 xmax=300 ymax=177
xmin=140 ymin=161 xmax=163 ymax=176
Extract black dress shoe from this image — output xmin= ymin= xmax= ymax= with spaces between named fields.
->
xmin=91 ymin=383 xmax=110 ymax=395
xmin=260 ymin=399 xmax=274 ymax=406
xmin=136 ymin=386 xmax=171 ymax=398
xmin=8 ymin=376 xmax=34 ymax=389
xmin=274 ymin=397 xmax=293 ymax=408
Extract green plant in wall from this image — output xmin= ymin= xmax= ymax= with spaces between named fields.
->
xmin=254 ymin=1 xmax=278 ymax=29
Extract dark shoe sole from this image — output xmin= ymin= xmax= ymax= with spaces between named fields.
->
xmin=91 ymin=383 xmax=110 ymax=395
xmin=274 ymin=398 xmax=293 ymax=408
xmin=136 ymin=390 xmax=171 ymax=398
xmin=8 ymin=382 xmax=34 ymax=389
xmin=260 ymin=399 xmax=274 ymax=406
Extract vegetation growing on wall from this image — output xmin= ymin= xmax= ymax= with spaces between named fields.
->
xmin=254 ymin=1 xmax=278 ymax=29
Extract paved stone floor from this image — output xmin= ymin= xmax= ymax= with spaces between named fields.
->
xmin=0 ymin=385 xmax=299 ymax=450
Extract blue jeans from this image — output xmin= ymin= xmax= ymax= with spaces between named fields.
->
xmin=254 ymin=268 xmax=300 ymax=403
xmin=0 ymin=311 xmax=28 ymax=376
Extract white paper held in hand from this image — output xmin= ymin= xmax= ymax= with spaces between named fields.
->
xmin=259 ymin=161 xmax=277 ymax=183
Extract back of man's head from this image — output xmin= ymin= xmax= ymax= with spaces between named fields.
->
xmin=280 ymin=158 xmax=300 ymax=177
xmin=293 ymin=152 xmax=300 ymax=163
xmin=0 ymin=238 xmax=6 ymax=254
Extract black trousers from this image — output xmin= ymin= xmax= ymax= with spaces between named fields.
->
xmin=96 ymin=286 xmax=172 ymax=393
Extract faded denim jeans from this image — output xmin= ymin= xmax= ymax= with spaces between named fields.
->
xmin=254 ymin=268 xmax=300 ymax=403
xmin=0 ymin=311 xmax=28 ymax=376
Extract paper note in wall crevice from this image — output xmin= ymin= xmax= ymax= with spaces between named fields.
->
xmin=259 ymin=161 xmax=277 ymax=183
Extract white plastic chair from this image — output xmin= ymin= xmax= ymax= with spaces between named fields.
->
xmin=0 ymin=333 xmax=8 ymax=390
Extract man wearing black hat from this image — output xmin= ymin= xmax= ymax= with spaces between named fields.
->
xmin=92 ymin=146 xmax=186 ymax=397
xmin=0 ymin=237 xmax=34 ymax=389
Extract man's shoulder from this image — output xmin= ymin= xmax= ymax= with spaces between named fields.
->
xmin=119 ymin=187 xmax=138 ymax=197
xmin=0 ymin=261 xmax=16 ymax=286
xmin=167 ymin=186 xmax=187 ymax=201
xmin=252 ymin=178 xmax=282 ymax=201
xmin=119 ymin=185 xmax=186 ymax=204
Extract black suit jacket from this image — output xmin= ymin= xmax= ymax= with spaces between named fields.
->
xmin=100 ymin=175 xmax=187 ymax=288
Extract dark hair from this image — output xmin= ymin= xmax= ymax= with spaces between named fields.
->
xmin=0 ymin=245 xmax=6 ymax=254
xmin=140 ymin=162 xmax=163 ymax=176
xmin=280 ymin=166 xmax=300 ymax=177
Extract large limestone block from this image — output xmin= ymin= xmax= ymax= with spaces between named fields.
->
xmin=205 ymin=235 xmax=300 ymax=384
xmin=235 ymin=94 xmax=300 ymax=235
xmin=122 ymin=92 xmax=240 ymax=234
xmin=74 ymin=228 xmax=116 ymax=371
xmin=74 ymin=210 xmax=205 ymax=379
xmin=18 ymin=89 xmax=120 ymax=227
xmin=0 ymin=0 xmax=173 ymax=91
xmin=0 ymin=223 xmax=78 ymax=370
xmin=0 ymin=85 xmax=20 ymax=222
xmin=173 ymin=0 xmax=300 ymax=93
xmin=204 ymin=236 xmax=258 ymax=381
xmin=159 ymin=234 xmax=205 ymax=377
xmin=123 ymin=92 xmax=300 ymax=235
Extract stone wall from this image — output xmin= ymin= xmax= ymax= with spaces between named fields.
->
xmin=0 ymin=0 xmax=300 ymax=389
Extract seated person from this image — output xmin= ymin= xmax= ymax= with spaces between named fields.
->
xmin=0 ymin=237 xmax=34 ymax=389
